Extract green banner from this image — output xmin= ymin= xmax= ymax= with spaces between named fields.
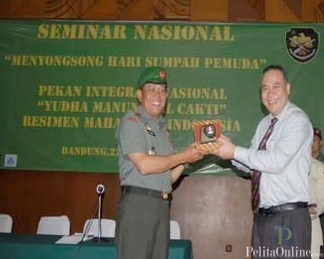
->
xmin=0 ymin=20 xmax=323 ymax=173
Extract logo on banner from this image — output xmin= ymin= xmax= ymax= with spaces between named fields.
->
xmin=286 ymin=28 xmax=319 ymax=63
xmin=4 ymin=154 xmax=18 ymax=168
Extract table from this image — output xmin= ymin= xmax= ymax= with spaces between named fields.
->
xmin=0 ymin=233 xmax=193 ymax=259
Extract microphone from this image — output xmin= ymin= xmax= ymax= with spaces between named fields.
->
xmin=82 ymin=184 xmax=109 ymax=243
xmin=96 ymin=184 xmax=105 ymax=195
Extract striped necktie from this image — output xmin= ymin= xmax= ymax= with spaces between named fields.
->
xmin=251 ymin=117 xmax=278 ymax=212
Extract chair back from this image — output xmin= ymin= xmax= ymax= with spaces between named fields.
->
xmin=0 ymin=214 xmax=13 ymax=233
xmin=170 ymin=220 xmax=181 ymax=239
xmin=83 ymin=218 xmax=116 ymax=238
xmin=37 ymin=215 xmax=70 ymax=235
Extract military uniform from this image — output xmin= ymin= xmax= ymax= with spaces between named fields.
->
xmin=116 ymin=105 xmax=173 ymax=192
xmin=115 ymin=67 xmax=174 ymax=259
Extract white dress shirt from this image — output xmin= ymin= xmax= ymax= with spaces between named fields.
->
xmin=233 ymin=101 xmax=313 ymax=208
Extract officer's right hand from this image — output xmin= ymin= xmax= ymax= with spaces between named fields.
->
xmin=183 ymin=143 xmax=206 ymax=164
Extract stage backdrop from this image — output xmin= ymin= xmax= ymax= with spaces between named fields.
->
xmin=0 ymin=20 xmax=323 ymax=173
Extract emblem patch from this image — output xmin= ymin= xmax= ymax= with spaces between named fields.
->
xmin=145 ymin=124 xmax=155 ymax=136
xmin=286 ymin=28 xmax=319 ymax=63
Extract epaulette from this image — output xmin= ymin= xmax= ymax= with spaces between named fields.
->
xmin=125 ymin=110 xmax=141 ymax=123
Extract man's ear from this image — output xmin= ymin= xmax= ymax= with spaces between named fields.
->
xmin=286 ymin=82 xmax=291 ymax=95
xmin=136 ymin=89 xmax=142 ymax=103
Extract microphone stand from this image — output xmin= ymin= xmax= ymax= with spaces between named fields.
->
xmin=97 ymin=192 xmax=103 ymax=241
xmin=93 ymin=184 xmax=109 ymax=242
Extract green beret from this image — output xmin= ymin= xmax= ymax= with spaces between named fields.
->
xmin=137 ymin=67 xmax=167 ymax=88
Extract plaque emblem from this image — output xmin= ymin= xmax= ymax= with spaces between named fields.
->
xmin=194 ymin=120 xmax=221 ymax=152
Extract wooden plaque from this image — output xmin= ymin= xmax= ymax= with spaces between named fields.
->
xmin=194 ymin=120 xmax=221 ymax=152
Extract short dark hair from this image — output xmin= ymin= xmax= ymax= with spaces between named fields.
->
xmin=262 ymin=65 xmax=289 ymax=84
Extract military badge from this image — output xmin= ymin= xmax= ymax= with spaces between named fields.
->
xmin=159 ymin=69 xmax=166 ymax=81
xmin=145 ymin=124 xmax=155 ymax=136
xmin=286 ymin=28 xmax=319 ymax=63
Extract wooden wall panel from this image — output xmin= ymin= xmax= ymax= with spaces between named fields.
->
xmin=0 ymin=0 xmax=321 ymax=21
xmin=0 ymin=170 xmax=121 ymax=234
xmin=116 ymin=0 xmax=155 ymax=20
xmin=171 ymin=174 xmax=253 ymax=259
xmin=0 ymin=169 xmax=252 ymax=259
xmin=152 ymin=0 xmax=191 ymax=20
xmin=265 ymin=0 xmax=300 ymax=22
xmin=42 ymin=0 xmax=116 ymax=20
xmin=229 ymin=0 xmax=265 ymax=21
xmin=78 ymin=0 xmax=116 ymax=19
xmin=191 ymin=0 xmax=229 ymax=21
xmin=303 ymin=0 xmax=324 ymax=22
xmin=0 ymin=1 xmax=9 ymax=17
xmin=10 ymin=0 xmax=44 ymax=18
